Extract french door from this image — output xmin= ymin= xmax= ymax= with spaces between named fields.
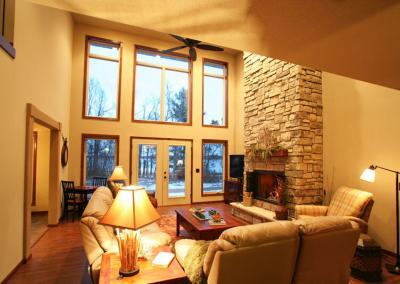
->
xmin=131 ymin=139 xmax=192 ymax=206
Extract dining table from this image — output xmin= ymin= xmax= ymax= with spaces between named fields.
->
xmin=68 ymin=185 xmax=97 ymax=203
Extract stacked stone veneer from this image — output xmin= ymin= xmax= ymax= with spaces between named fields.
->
xmin=243 ymin=52 xmax=323 ymax=211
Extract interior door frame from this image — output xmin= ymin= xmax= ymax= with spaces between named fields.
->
xmin=129 ymin=136 xmax=194 ymax=204
xmin=24 ymin=104 xmax=62 ymax=260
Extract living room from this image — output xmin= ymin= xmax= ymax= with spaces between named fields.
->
xmin=1 ymin=1 xmax=400 ymax=284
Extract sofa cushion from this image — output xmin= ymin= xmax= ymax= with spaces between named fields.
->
xmin=175 ymin=239 xmax=197 ymax=265
xmin=327 ymin=186 xmax=373 ymax=218
xmin=82 ymin=186 xmax=113 ymax=220
xmin=81 ymin=216 xmax=118 ymax=252
xmin=140 ymin=231 xmax=172 ymax=258
xmin=220 ymin=221 xmax=299 ymax=247
xmin=294 ymin=216 xmax=352 ymax=236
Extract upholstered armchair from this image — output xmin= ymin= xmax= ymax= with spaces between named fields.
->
xmin=295 ymin=186 xmax=374 ymax=233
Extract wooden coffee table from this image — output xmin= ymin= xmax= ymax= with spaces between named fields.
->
xmin=99 ymin=246 xmax=186 ymax=284
xmin=175 ymin=207 xmax=245 ymax=240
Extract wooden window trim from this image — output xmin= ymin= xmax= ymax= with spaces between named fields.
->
xmin=80 ymin=133 xmax=120 ymax=185
xmin=201 ymin=139 xmax=228 ymax=197
xmin=0 ymin=34 xmax=15 ymax=58
xmin=202 ymin=58 xmax=229 ymax=128
xmin=82 ymin=35 xmax=122 ymax=121
xmin=132 ymin=45 xmax=193 ymax=126
xmin=0 ymin=0 xmax=15 ymax=58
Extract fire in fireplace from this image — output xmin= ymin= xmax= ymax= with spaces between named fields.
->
xmin=246 ymin=170 xmax=285 ymax=204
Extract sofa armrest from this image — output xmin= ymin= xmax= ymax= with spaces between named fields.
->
xmin=342 ymin=216 xmax=369 ymax=234
xmin=295 ymin=205 xmax=328 ymax=219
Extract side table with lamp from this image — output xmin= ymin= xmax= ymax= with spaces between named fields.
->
xmin=99 ymin=187 xmax=161 ymax=276
xmin=360 ymin=164 xmax=400 ymax=274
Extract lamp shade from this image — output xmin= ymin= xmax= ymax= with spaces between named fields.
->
xmin=100 ymin=187 xmax=160 ymax=230
xmin=109 ymin=165 xmax=128 ymax=181
xmin=360 ymin=167 xmax=376 ymax=183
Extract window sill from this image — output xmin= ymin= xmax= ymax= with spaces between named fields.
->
xmin=0 ymin=35 xmax=16 ymax=58
xmin=83 ymin=115 xmax=120 ymax=122
xmin=201 ymin=192 xmax=224 ymax=197
xmin=132 ymin=119 xmax=192 ymax=126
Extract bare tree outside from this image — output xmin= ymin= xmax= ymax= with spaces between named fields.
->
xmin=203 ymin=143 xmax=224 ymax=193
xmin=85 ymin=138 xmax=116 ymax=185
xmin=88 ymin=78 xmax=114 ymax=117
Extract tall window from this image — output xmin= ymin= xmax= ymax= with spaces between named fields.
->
xmin=84 ymin=36 xmax=121 ymax=120
xmin=203 ymin=59 xmax=228 ymax=127
xmin=0 ymin=0 xmax=15 ymax=58
xmin=202 ymin=140 xmax=227 ymax=195
xmin=133 ymin=46 xmax=191 ymax=124
xmin=81 ymin=134 xmax=119 ymax=185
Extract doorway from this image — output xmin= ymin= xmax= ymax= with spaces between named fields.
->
xmin=24 ymin=104 xmax=62 ymax=260
xmin=30 ymin=124 xmax=51 ymax=247
xmin=130 ymin=138 xmax=192 ymax=206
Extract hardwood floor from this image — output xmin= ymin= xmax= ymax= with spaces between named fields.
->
xmin=7 ymin=221 xmax=91 ymax=284
xmin=6 ymin=202 xmax=400 ymax=283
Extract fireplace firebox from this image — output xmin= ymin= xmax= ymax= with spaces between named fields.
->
xmin=246 ymin=170 xmax=285 ymax=204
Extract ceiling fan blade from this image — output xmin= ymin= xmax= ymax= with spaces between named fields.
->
xmin=170 ymin=34 xmax=188 ymax=45
xmin=189 ymin=47 xmax=197 ymax=61
xmin=161 ymin=46 xmax=187 ymax=54
xmin=196 ymin=44 xmax=224 ymax=51
xmin=186 ymin=38 xmax=201 ymax=46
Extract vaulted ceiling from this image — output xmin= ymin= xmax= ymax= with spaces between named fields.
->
xmin=31 ymin=0 xmax=400 ymax=90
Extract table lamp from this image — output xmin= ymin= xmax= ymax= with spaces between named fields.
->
xmin=360 ymin=164 xmax=400 ymax=274
xmin=108 ymin=165 xmax=128 ymax=194
xmin=100 ymin=187 xmax=160 ymax=276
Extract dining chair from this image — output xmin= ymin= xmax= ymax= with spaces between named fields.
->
xmin=61 ymin=180 xmax=84 ymax=222
xmin=92 ymin=176 xmax=108 ymax=187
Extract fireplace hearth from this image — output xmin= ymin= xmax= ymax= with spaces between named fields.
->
xmin=246 ymin=170 xmax=285 ymax=204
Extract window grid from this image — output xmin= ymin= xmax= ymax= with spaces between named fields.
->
xmin=81 ymin=134 xmax=120 ymax=185
xmin=83 ymin=36 xmax=122 ymax=121
xmin=202 ymin=59 xmax=228 ymax=128
xmin=133 ymin=46 xmax=192 ymax=125
xmin=201 ymin=139 xmax=228 ymax=196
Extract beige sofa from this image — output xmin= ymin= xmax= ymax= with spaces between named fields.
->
xmin=175 ymin=216 xmax=359 ymax=284
xmin=80 ymin=186 xmax=172 ymax=283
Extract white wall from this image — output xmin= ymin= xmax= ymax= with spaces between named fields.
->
xmin=0 ymin=1 xmax=73 ymax=281
xmin=323 ymin=72 xmax=400 ymax=252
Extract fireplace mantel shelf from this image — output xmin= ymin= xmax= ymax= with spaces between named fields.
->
xmin=230 ymin=202 xmax=276 ymax=223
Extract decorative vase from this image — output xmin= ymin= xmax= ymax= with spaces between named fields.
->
xmin=275 ymin=207 xmax=288 ymax=220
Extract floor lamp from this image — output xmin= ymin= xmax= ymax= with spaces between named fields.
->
xmin=360 ymin=164 xmax=400 ymax=274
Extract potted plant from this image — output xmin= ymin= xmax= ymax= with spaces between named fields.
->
xmin=268 ymin=145 xmax=288 ymax=157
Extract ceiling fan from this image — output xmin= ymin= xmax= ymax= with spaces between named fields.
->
xmin=161 ymin=34 xmax=224 ymax=61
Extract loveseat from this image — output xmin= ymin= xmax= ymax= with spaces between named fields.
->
xmin=175 ymin=216 xmax=360 ymax=284
xmin=80 ymin=186 xmax=172 ymax=283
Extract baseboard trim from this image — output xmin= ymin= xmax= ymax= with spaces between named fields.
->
xmin=1 ymin=254 xmax=31 ymax=284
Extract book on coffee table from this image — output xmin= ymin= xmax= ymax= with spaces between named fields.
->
xmin=208 ymin=219 xmax=227 ymax=226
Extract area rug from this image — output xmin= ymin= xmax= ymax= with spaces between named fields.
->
xmin=157 ymin=213 xmax=189 ymax=243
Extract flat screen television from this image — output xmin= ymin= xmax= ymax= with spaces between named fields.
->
xmin=230 ymin=155 xmax=244 ymax=179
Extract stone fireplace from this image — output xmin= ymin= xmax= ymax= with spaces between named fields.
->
xmin=243 ymin=52 xmax=323 ymax=214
